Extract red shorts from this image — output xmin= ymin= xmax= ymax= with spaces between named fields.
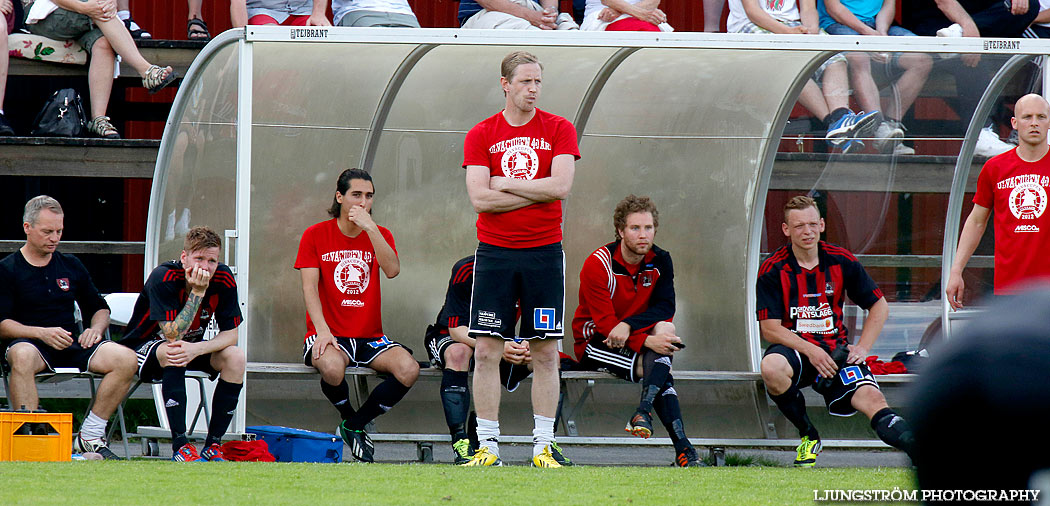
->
xmin=606 ymin=18 xmax=660 ymax=32
xmin=248 ymin=14 xmax=310 ymax=26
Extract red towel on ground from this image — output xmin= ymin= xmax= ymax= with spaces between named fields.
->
xmin=221 ymin=440 xmax=276 ymax=462
xmin=865 ymin=356 xmax=908 ymax=374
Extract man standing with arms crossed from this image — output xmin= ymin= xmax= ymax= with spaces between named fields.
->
xmin=461 ymin=50 xmax=580 ymax=467
xmin=947 ymin=94 xmax=1050 ymax=306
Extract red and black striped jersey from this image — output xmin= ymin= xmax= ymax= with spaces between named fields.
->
xmin=572 ymin=241 xmax=675 ymax=359
xmin=119 ymin=261 xmax=242 ymax=346
xmin=756 ymin=241 xmax=882 ymax=352
xmin=434 ymin=256 xmax=474 ymax=331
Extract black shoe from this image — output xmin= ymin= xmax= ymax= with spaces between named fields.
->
xmin=74 ymin=434 xmax=124 ymax=460
xmin=338 ymin=421 xmax=374 ymax=463
xmin=0 ymin=113 xmax=14 ymax=136
xmin=549 ymin=441 xmax=575 ymax=466
xmin=625 ymin=410 xmax=653 ymax=439
xmin=675 ymin=447 xmax=705 ymax=467
xmin=124 ymin=17 xmax=152 ymax=39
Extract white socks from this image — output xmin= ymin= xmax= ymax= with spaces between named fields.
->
xmin=476 ymin=417 xmax=500 ymax=457
xmin=532 ymin=414 xmax=555 ymax=457
xmin=80 ymin=412 xmax=107 ymax=441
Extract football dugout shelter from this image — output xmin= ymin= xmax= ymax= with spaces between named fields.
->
xmin=143 ymin=27 xmax=1043 ymax=448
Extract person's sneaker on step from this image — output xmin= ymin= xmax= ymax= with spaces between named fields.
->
xmin=0 ymin=112 xmax=15 ymax=136
xmin=74 ymin=434 xmax=123 ymax=460
xmin=173 ymin=443 xmax=202 ymax=462
xmin=873 ymin=120 xmax=905 ymax=153
xmin=826 ymin=110 xmax=881 ymax=147
xmin=200 ymin=442 xmax=227 ymax=462
xmin=975 ymin=125 xmax=1015 ymax=158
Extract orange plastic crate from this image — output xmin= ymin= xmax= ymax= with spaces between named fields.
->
xmin=0 ymin=412 xmax=73 ymax=462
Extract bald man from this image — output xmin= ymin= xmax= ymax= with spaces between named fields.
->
xmin=947 ymin=94 xmax=1050 ymax=306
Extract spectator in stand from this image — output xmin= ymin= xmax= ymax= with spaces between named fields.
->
xmin=1025 ymin=0 xmax=1050 ymax=37
xmin=818 ymin=0 xmax=932 ymax=155
xmin=186 ymin=0 xmax=218 ymax=40
xmin=232 ymin=0 xmax=330 ymax=26
xmin=459 ymin=0 xmax=579 ymax=30
xmin=1 ymin=0 xmax=13 ymax=135
xmin=24 ymin=0 xmax=177 ymax=138
xmin=728 ymin=0 xmax=881 ymax=153
xmin=580 ymin=0 xmax=672 ymax=31
xmin=704 ymin=0 xmax=725 ymax=31
xmin=332 ymin=0 xmax=419 ymax=27
xmin=116 ymin=0 xmax=149 ymax=39
xmin=903 ymin=0 xmax=1036 ymax=157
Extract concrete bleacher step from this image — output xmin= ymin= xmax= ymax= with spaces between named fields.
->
xmin=771 ymin=152 xmax=983 ymax=193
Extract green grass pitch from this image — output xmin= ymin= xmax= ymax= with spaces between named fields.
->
xmin=0 ymin=462 xmax=916 ymax=505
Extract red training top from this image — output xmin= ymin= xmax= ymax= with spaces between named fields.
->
xmin=974 ymin=148 xmax=1050 ymax=293
xmin=294 ymin=219 xmax=396 ymax=340
xmin=462 ymin=108 xmax=580 ymax=249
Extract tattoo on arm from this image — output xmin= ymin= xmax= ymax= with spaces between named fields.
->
xmin=160 ymin=292 xmax=204 ymax=341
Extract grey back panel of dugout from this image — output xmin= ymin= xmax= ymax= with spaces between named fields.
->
xmin=159 ymin=28 xmax=1041 ymax=438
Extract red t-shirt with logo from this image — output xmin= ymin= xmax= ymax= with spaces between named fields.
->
xmin=974 ymin=148 xmax=1050 ymax=293
xmin=294 ymin=219 xmax=396 ymax=340
xmin=462 ymin=108 xmax=581 ymax=249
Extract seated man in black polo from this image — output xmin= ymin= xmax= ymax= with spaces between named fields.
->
xmin=0 ymin=195 xmax=137 ymax=460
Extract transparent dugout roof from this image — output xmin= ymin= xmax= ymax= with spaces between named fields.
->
xmin=149 ymin=28 xmax=1050 ymax=376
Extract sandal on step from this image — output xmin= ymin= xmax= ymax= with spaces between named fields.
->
xmin=187 ymin=18 xmax=211 ymax=40
xmin=125 ymin=17 xmax=152 ymax=39
xmin=87 ymin=116 xmax=120 ymax=139
xmin=143 ymin=65 xmax=177 ymax=94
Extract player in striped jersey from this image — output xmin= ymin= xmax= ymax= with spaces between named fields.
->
xmin=572 ymin=195 xmax=702 ymax=467
xmin=119 ymin=226 xmax=245 ymax=462
xmin=756 ymin=195 xmax=914 ymax=467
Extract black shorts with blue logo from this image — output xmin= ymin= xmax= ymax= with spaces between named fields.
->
xmin=303 ymin=335 xmax=406 ymax=367
xmin=764 ymin=343 xmax=880 ymax=417
xmin=468 ymin=242 xmax=564 ymax=341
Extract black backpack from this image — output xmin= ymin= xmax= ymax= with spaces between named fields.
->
xmin=31 ymin=89 xmax=86 ymax=137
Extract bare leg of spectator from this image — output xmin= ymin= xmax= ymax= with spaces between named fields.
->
xmin=881 ymin=53 xmax=932 ymax=122
xmin=93 ymin=17 xmax=159 ymax=76
xmin=472 ymin=336 xmax=503 ymax=422
xmin=796 ymin=80 xmax=830 ymax=121
xmin=845 ymin=52 xmax=881 ymax=114
xmin=0 ymin=16 xmax=9 ymax=132
xmin=821 ymin=61 xmax=850 ymax=111
xmin=87 ymin=37 xmax=117 ymax=120
xmin=703 ymin=0 xmax=725 ymax=32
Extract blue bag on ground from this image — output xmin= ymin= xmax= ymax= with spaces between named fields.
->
xmin=246 ymin=425 xmax=343 ymax=463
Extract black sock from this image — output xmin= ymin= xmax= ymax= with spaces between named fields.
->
xmin=638 ymin=351 xmax=672 ymax=414
xmin=440 ymin=370 xmax=470 ymax=440
xmin=826 ymin=107 xmax=850 ymax=129
xmin=345 ymin=376 xmax=411 ymax=430
xmin=770 ymin=387 xmax=819 ymax=441
xmin=320 ymin=378 xmax=356 ymax=421
xmin=871 ymin=408 xmax=915 ymax=459
xmin=205 ymin=379 xmax=242 ymax=448
xmin=162 ymin=366 xmax=188 ymax=451
xmin=653 ymin=385 xmax=692 ymax=454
